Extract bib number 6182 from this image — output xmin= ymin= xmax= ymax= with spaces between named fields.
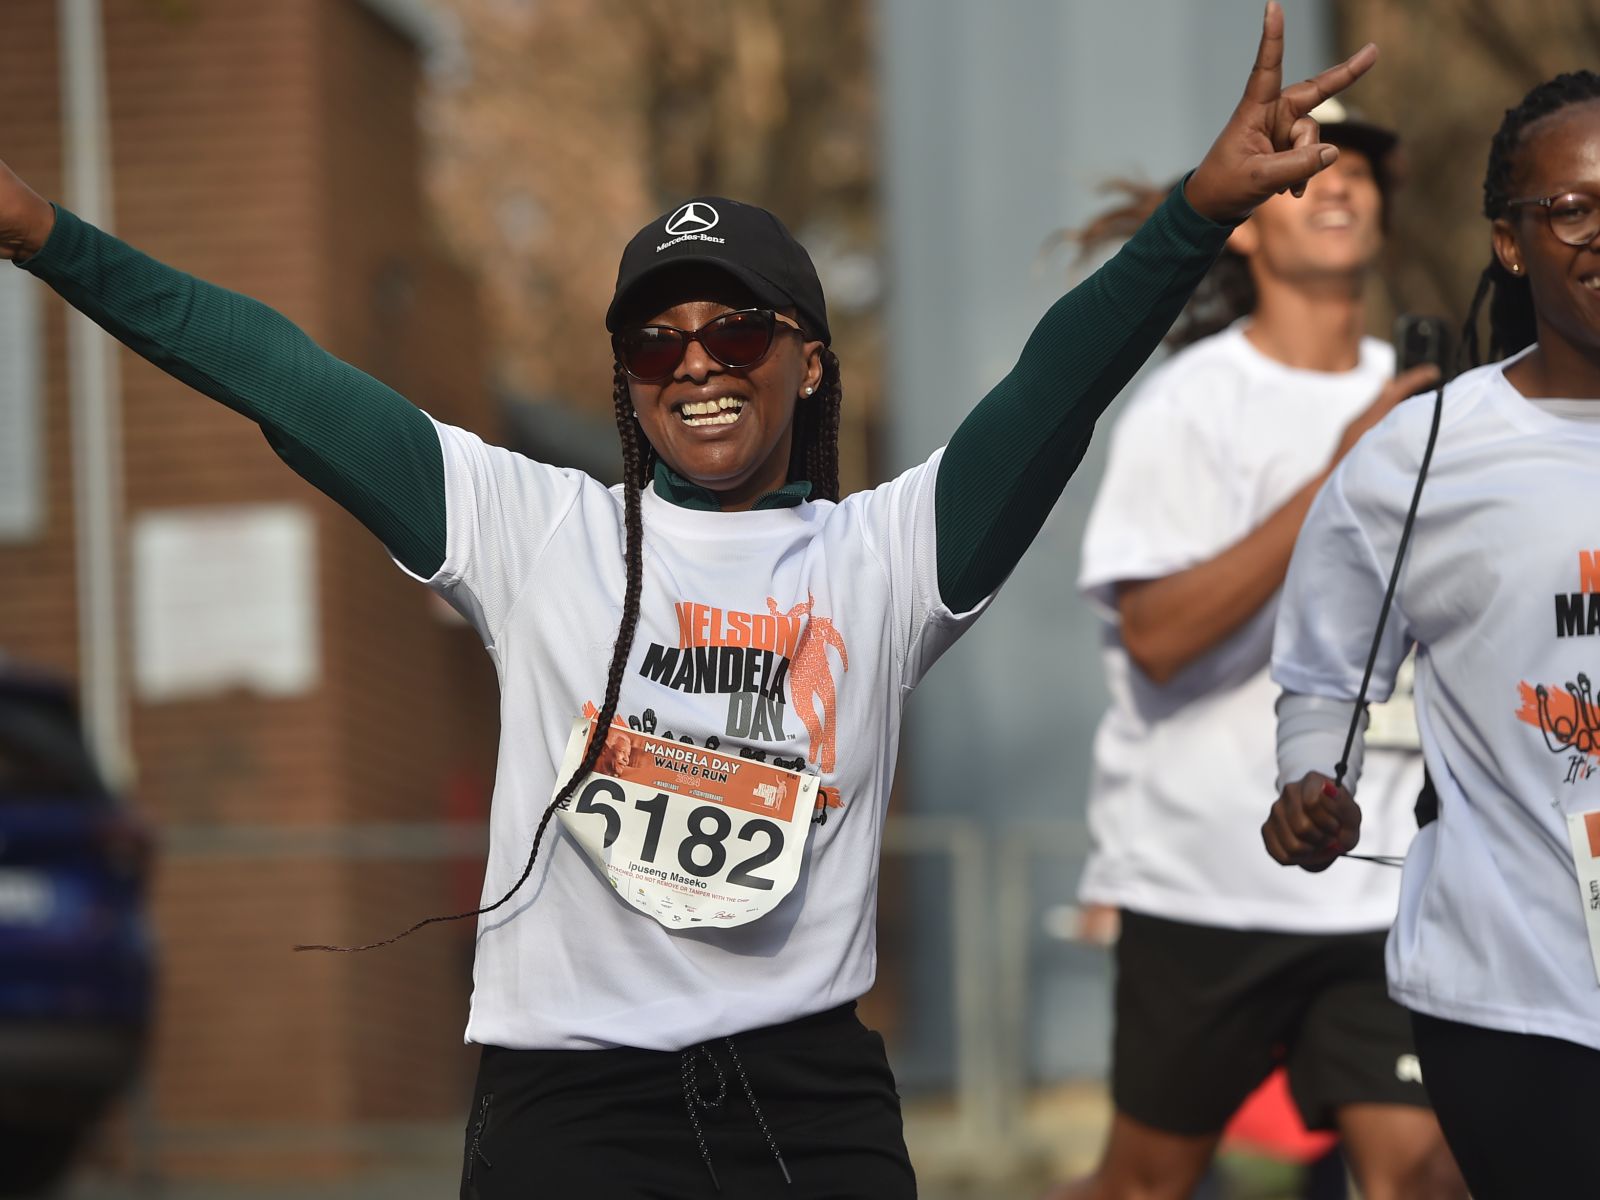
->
xmin=574 ymin=778 xmax=785 ymax=890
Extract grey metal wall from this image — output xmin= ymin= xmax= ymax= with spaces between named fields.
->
xmin=879 ymin=0 xmax=1335 ymax=1082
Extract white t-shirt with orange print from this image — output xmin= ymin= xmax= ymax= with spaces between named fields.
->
xmin=406 ymin=422 xmax=990 ymax=1051
xmin=1274 ymin=351 xmax=1600 ymax=1051
xmin=1077 ymin=327 xmax=1419 ymax=932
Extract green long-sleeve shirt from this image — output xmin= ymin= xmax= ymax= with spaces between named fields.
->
xmin=19 ymin=187 xmax=1227 ymax=612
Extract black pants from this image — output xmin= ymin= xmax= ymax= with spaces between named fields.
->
xmin=460 ymin=1002 xmax=916 ymax=1199
xmin=1412 ymin=1011 xmax=1600 ymax=1199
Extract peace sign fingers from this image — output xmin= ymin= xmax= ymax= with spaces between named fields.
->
xmin=1245 ymin=1 xmax=1377 ymax=134
xmin=1184 ymin=2 xmax=1379 ymax=223
xmin=1271 ymin=43 xmax=1377 ymax=196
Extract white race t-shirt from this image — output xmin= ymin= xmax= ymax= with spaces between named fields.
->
xmin=1078 ymin=325 xmax=1418 ymax=932
xmin=408 ymin=423 xmax=989 ymax=1051
xmin=1275 ymin=351 xmax=1600 ymax=1051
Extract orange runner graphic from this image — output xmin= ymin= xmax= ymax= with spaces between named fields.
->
xmin=769 ymin=594 xmax=849 ymax=773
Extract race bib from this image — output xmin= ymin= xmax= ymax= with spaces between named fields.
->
xmin=1563 ymin=808 xmax=1600 ymax=987
xmin=554 ymin=718 xmax=818 ymax=929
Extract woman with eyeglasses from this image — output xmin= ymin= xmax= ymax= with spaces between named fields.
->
xmin=1056 ymin=103 xmax=1464 ymax=1200
xmin=3 ymin=7 xmax=1371 ymax=1197
xmin=1265 ymin=70 xmax=1600 ymax=1200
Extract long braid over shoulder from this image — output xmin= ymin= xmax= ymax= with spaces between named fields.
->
xmin=463 ymin=363 xmax=650 ymax=932
xmin=1462 ymin=70 xmax=1600 ymax=367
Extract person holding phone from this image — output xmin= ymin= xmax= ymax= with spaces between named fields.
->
xmin=1266 ymin=69 xmax=1600 ymax=1200
xmin=1059 ymin=105 xmax=1464 ymax=1199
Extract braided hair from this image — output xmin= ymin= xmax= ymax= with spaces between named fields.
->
xmin=789 ymin=347 xmax=843 ymax=504
xmin=1460 ymin=70 xmax=1600 ymax=369
xmin=299 ymin=331 xmax=843 ymax=952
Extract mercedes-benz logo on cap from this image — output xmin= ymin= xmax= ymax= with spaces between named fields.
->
xmin=664 ymin=201 xmax=719 ymax=236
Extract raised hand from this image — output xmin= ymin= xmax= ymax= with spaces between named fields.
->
xmin=1185 ymin=2 xmax=1379 ymax=224
xmin=1262 ymin=771 xmax=1362 ymax=872
xmin=0 ymin=158 xmax=56 ymax=262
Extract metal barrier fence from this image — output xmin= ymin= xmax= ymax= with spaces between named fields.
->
xmin=884 ymin=816 xmax=1096 ymax=1188
xmin=82 ymin=814 xmax=1097 ymax=1195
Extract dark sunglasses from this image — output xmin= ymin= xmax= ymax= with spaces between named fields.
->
xmin=1507 ymin=190 xmax=1600 ymax=247
xmin=613 ymin=308 xmax=804 ymax=383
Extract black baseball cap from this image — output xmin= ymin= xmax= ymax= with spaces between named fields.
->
xmin=1310 ymin=98 xmax=1399 ymax=190
xmin=606 ymin=197 xmax=831 ymax=346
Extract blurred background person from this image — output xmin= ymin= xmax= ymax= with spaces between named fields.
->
xmin=1057 ymin=104 xmax=1465 ymax=1200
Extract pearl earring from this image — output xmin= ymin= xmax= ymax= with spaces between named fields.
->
xmin=802 ymin=386 xmax=814 ymax=397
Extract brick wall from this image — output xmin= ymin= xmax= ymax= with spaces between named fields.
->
xmin=0 ymin=1 xmax=77 ymax=677
xmin=0 ymin=0 xmax=498 ymax=1180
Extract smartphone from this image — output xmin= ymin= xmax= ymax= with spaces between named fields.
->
xmin=1393 ymin=313 xmax=1457 ymax=382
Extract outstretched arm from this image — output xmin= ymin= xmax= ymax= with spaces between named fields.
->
xmin=0 ymin=167 xmax=447 ymax=578
xmin=934 ymin=2 xmax=1378 ymax=612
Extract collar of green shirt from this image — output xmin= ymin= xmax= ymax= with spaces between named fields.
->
xmin=652 ymin=459 xmax=812 ymax=511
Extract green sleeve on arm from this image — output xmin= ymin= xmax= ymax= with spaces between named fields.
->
xmin=18 ymin=205 xmax=448 ymax=579
xmin=934 ymin=181 xmax=1232 ymax=612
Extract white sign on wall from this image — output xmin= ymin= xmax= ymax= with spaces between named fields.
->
xmin=0 ymin=267 xmax=44 ymax=541
xmin=133 ymin=504 xmax=320 ymax=701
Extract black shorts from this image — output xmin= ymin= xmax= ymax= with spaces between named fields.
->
xmin=460 ymin=1002 xmax=915 ymax=1200
xmin=1112 ymin=910 xmax=1427 ymax=1135
xmin=1412 ymin=1012 xmax=1600 ymax=1200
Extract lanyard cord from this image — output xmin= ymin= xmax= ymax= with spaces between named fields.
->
xmin=1342 ymin=852 xmax=1407 ymax=867
xmin=1333 ymin=382 xmax=1446 ymax=867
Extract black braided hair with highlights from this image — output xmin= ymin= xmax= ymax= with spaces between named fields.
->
xmin=1461 ymin=70 xmax=1600 ymax=369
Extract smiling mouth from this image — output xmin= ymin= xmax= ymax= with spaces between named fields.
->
xmin=677 ymin=396 xmax=747 ymax=427
xmin=1308 ymin=210 xmax=1355 ymax=230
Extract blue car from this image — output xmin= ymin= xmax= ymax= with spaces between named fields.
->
xmin=0 ymin=666 xmax=153 ymax=1197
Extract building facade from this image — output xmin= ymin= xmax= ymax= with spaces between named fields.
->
xmin=1 ymin=0 xmax=498 ymax=1181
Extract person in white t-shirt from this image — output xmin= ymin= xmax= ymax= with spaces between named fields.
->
xmin=1266 ymin=70 xmax=1600 ymax=1200
xmin=1061 ymin=106 xmax=1466 ymax=1200
xmin=0 ymin=9 xmax=1377 ymax=1197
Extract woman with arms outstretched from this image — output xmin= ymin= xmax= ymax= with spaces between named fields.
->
xmin=6 ymin=7 xmax=1372 ymax=1195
